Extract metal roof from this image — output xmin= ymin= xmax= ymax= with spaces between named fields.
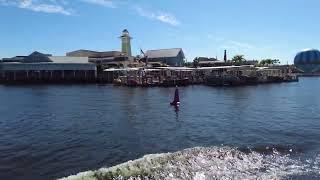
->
xmin=66 ymin=50 xmax=124 ymax=58
xmin=155 ymin=67 xmax=195 ymax=70
xmin=49 ymin=56 xmax=90 ymax=64
xmin=145 ymin=48 xmax=184 ymax=59
xmin=197 ymin=65 xmax=254 ymax=70
xmin=22 ymin=51 xmax=52 ymax=63
xmin=104 ymin=68 xmax=140 ymax=72
xmin=198 ymin=61 xmax=223 ymax=64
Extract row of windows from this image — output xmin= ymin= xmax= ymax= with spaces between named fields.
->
xmin=0 ymin=63 xmax=96 ymax=71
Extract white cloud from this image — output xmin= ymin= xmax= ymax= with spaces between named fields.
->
xmin=156 ymin=13 xmax=179 ymax=26
xmin=135 ymin=6 xmax=180 ymax=26
xmin=0 ymin=0 xmax=73 ymax=15
xmin=19 ymin=0 xmax=72 ymax=15
xmin=0 ymin=0 xmax=179 ymax=26
xmin=81 ymin=0 xmax=115 ymax=8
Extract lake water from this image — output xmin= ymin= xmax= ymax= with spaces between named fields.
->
xmin=1 ymin=77 xmax=320 ymax=179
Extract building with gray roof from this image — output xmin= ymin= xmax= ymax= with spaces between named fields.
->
xmin=66 ymin=49 xmax=133 ymax=68
xmin=66 ymin=50 xmax=124 ymax=58
xmin=144 ymin=48 xmax=185 ymax=67
xmin=0 ymin=52 xmax=96 ymax=83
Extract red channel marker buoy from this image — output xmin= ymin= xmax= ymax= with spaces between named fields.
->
xmin=170 ymin=86 xmax=180 ymax=106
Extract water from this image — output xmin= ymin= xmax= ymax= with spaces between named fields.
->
xmin=0 ymin=77 xmax=320 ymax=180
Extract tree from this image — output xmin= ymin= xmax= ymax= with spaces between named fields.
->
xmin=272 ymin=59 xmax=280 ymax=64
xmin=232 ymin=55 xmax=246 ymax=65
xmin=185 ymin=62 xmax=193 ymax=67
xmin=193 ymin=57 xmax=200 ymax=68
xmin=259 ymin=59 xmax=280 ymax=66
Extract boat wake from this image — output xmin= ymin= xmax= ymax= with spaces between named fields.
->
xmin=59 ymin=146 xmax=320 ymax=180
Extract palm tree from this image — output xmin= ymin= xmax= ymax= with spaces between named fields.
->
xmin=232 ymin=55 xmax=246 ymax=65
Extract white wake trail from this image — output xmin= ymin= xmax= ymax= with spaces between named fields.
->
xmin=59 ymin=146 xmax=320 ymax=180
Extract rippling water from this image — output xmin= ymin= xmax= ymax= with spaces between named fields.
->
xmin=1 ymin=77 xmax=320 ymax=180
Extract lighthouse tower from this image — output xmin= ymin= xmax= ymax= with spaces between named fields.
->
xmin=120 ymin=29 xmax=132 ymax=57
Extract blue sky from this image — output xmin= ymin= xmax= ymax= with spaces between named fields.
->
xmin=0 ymin=0 xmax=319 ymax=63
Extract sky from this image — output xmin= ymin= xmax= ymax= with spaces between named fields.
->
xmin=0 ymin=0 xmax=320 ymax=64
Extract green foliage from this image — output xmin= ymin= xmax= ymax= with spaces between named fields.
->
xmin=259 ymin=59 xmax=280 ymax=66
xmin=184 ymin=62 xmax=194 ymax=67
xmin=232 ymin=55 xmax=246 ymax=65
xmin=193 ymin=58 xmax=200 ymax=68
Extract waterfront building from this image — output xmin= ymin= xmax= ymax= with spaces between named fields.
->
xmin=294 ymin=49 xmax=320 ymax=75
xmin=195 ymin=57 xmax=218 ymax=62
xmin=243 ymin=60 xmax=259 ymax=66
xmin=66 ymin=29 xmax=136 ymax=69
xmin=66 ymin=49 xmax=123 ymax=58
xmin=198 ymin=61 xmax=232 ymax=67
xmin=194 ymin=57 xmax=225 ymax=67
xmin=144 ymin=48 xmax=185 ymax=67
xmin=2 ymin=51 xmax=53 ymax=63
xmin=66 ymin=49 xmax=131 ymax=68
xmin=0 ymin=52 xmax=96 ymax=82
xmin=195 ymin=59 xmax=258 ymax=67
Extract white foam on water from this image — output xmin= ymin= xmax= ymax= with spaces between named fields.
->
xmin=59 ymin=146 xmax=320 ymax=180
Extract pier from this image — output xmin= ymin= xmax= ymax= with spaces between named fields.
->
xmin=100 ymin=65 xmax=298 ymax=87
xmin=0 ymin=57 xmax=298 ymax=86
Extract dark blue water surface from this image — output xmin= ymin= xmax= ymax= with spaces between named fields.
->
xmin=0 ymin=77 xmax=320 ymax=179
